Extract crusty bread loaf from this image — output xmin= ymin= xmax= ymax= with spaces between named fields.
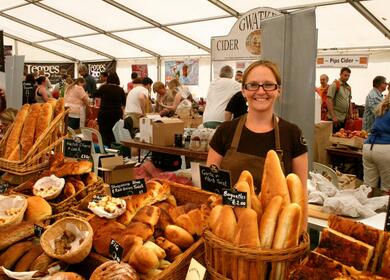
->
xmin=259 ymin=195 xmax=283 ymax=249
xmin=90 ymin=260 xmax=138 ymax=280
xmin=164 ymin=225 xmax=194 ymax=249
xmin=235 ymin=208 xmax=260 ymax=248
xmin=54 ymin=160 xmax=93 ymax=177
xmin=121 ymin=235 xmax=143 ymax=263
xmin=238 ymin=170 xmax=263 ymax=220
xmin=175 ymin=213 xmax=196 ymax=236
xmin=214 ymin=205 xmax=237 ymax=243
xmin=129 ymin=247 xmax=160 ymax=274
xmin=0 ymin=241 xmax=34 ymax=269
xmin=272 ymin=203 xmax=301 ymax=249
xmin=133 ymin=205 xmax=161 ymax=227
xmin=25 ymin=196 xmax=52 ymax=223
xmin=15 ymin=244 xmax=43 ymax=272
xmin=4 ymin=104 xmax=30 ymax=158
xmin=208 ymin=205 xmax=223 ymax=233
xmin=175 ymin=208 xmax=204 ymax=236
xmin=34 ymin=102 xmax=53 ymax=142
xmin=54 ymin=98 xmax=65 ymax=118
xmin=155 ymin=237 xmax=182 ymax=262
xmin=20 ymin=103 xmax=41 ymax=159
xmin=125 ymin=222 xmax=154 ymax=241
xmin=286 ymin=173 xmax=308 ymax=236
xmin=63 ymin=181 xmax=76 ymax=198
xmin=317 ymin=228 xmax=374 ymax=271
xmin=260 ymin=150 xmax=290 ymax=212
xmin=0 ymin=222 xmax=34 ymax=250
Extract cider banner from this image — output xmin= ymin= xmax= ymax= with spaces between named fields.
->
xmin=211 ymin=7 xmax=281 ymax=61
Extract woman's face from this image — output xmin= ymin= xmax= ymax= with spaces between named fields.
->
xmin=242 ymin=65 xmax=280 ymax=113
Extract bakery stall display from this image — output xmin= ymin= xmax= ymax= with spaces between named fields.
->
xmin=288 ymin=215 xmax=390 ymax=279
xmin=204 ymin=150 xmax=309 ymax=280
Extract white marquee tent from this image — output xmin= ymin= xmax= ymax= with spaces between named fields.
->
xmin=1 ymin=0 xmax=390 ymax=104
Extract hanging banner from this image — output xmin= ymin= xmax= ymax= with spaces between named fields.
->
xmin=131 ymin=64 xmax=148 ymax=78
xmin=24 ymin=62 xmax=75 ymax=84
xmin=83 ymin=60 xmax=117 ymax=81
xmin=316 ymin=55 xmax=369 ymax=68
xmin=164 ymin=59 xmax=199 ymax=85
xmin=211 ymin=7 xmax=281 ymax=61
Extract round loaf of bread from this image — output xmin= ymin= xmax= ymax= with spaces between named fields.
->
xmin=25 ymin=196 xmax=52 ymax=223
xmin=90 ymin=260 xmax=138 ymax=280
xmin=164 ymin=225 xmax=194 ymax=249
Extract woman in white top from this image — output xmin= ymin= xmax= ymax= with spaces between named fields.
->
xmin=64 ymin=77 xmax=89 ymax=129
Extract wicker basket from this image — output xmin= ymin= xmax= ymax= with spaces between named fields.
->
xmin=204 ymin=230 xmax=310 ymax=280
xmin=40 ymin=217 xmax=93 ymax=264
xmin=0 ymin=195 xmax=27 ymax=229
xmin=0 ymin=109 xmax=69 ymax=175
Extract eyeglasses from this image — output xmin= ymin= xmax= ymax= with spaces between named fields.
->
xmin=244 ymin=82 xmax=279 ymax=91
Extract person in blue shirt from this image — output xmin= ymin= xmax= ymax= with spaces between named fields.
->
xmin=363 ymin=92 xmax=390 ymax=193
xmin=362 ymin=76 xmax=387 ymax=132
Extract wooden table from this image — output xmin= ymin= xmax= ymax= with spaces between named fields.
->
xmin=122 ymin=140 xmax=208 ymax=165
xmin=326 ymin=146 xmax=363 ymax=179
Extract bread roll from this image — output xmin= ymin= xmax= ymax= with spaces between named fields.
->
xmin=25 ymin=196 xmax=52 ymax=223
xmin=0 ymin=241 xmax=33 ymax=269
xmin=34 ymin=102 xmax=53 ymax=142
xmin=133 ymin=206 xmax=161 ymax=227
xmin=90 ymin=260 xmax=138 ymax=280
xmin=235 ymin=208 xmax=260 ymax=248
xmin=15 ymin=244 xmax=43 ymax=272
xmin=259 ymin=195 xmax=283 ymax=249
xmin=208 ymin=205 xmax=223 ymax=232
xmin=214 ymin=205 xmax=237 ymax=243
xmin=54 ymin=161 xmax=93 ymax=178
xmin=129 ymin=247 xmax=160 ymax=274
xmin=4 ymin=104 xmax=30 ymax=158
xmin=260 ymin=150 xmax=290 ymax=211
xmin=64 ymin=181 xmax=76 ymax=198
xmin=143 ymin=241 xmax=166 ymax=259
xmin=238 ymin=170 xmax=263 ymax=219
xmin=117 ymin=210 xmax=133 ymax=226
xmin=164 ymin=225 xmax=194 ymax=249
xmin=20 ymin=103 xmax=41 ymax=159
xmin=46 ymin=272 xmax=84 ymax=280
xmin=286 ymin=173 xmax=308 ymax=236
xmin=0 ymin=222 xmax=34 ymax=250
xmin=155 ymin=237 xmax=182 ymax=262
xmin=125 ymin=222 xmax=154 ymax=241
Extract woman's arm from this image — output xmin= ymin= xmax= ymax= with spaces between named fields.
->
xmin=162 ymin=93 xmax=181 ymax=111
xmin=207 ymin=147 xmax=224 ymax=168
xmin=292 ymin=152 xmax=308 ymax=189
xmin=41 ymin=88 xmax=49 ymax=102
xmin=139 ymin=94 xmax=146 ymax=115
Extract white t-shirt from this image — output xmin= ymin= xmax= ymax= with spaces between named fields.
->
xmin=203 ymin=77 xmax=241 ymax=123
xmin=124 ymin=85 xmax=148 ymax=116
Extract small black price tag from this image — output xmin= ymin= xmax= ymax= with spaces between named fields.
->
xmin=34 ymin=224 xmax=45 ymax=237
xmin=222 ymin=189 xmax=247 ymax=208
xmin=110 ymin=179 xmax=147 ymax=198
xmin=64 ymin=137 xmax=92 ymax=160
xmin=0 ymin=183 xmax=8 ymax=194
xmin=199 ymin=164 xmax=231 ymax=195
xmin=385 ymin=195 xmax=390 ymax=232
xmin=109 ymin=239 xmax=123 ymax=263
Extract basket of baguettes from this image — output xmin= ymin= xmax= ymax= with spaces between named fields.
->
xmin=204 ymin=150 xmax=310 ymax=280
xmin=0 ymin=98 xmax=68 ymax=175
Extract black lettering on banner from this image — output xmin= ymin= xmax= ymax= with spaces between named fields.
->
xmin=64 ymin=137 xmax=92 ymax=160
xmin=199 ymin=164 xmax=231 ymax=194
xmin=222 ymin=189 xmax=247 ymax=208
xmin=34 ymin=224 xmax=45 ymax=237
xmin=110 ymin=179 xmax=147 ymax=198
xmin=109 ymin=239 xmax=123 ymax=263
xmin=0 ymin=182 xmax=8 ymax=194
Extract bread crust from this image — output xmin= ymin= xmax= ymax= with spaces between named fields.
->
xmin=34 ymin=102 xmax=53 ymax=142
xmin=0 ymin=222 xmax=35 ymax=250
xmin=235 ymin=208 xmax=260 ymax=248
xmin=20 ymin=103 xmax=42 ymax=159
xmin=164 ymin=225 xmax=194 ymax=249
xmin=259 ymin=195 xmax=283 ymax=249
xmin=286 ymin=173 xmax=308 ymax=236
xmin=0 ymin=241 xmax=34 ymax=269
xmin=214 ymin=206 xmax=237 ymax=243
xmin=25 ymin=196 xmax=52 ymax=223
xmin=15 ymin=244 xmax=43 ymax=272
xmin=238 ymin=170 xmax=263 ymax=219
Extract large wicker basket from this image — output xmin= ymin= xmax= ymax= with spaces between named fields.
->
xmin=0 ymin=109 xmax=69 ymax=175
xmin=204 ymin=229 xmax=310 ymax=280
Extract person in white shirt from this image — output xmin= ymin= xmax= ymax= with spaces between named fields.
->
xmin=203 ymin=65 xmax=241 ymax=128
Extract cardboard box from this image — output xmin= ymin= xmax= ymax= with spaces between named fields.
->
xmin=140 ymin=117 xmax=185 ymax=146
xmin=179 ymin=116 xmax=203 ymax=128
xmin=97 ymin=155 xmax=136 ymax=184
xmin=329 ymin=135 xmax=364 ymax=149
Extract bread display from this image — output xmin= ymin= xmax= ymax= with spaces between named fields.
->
xmin=20 ymin=103 xmax=41 ymax=159
xmin=90 ymin=260 xmax=138 ymax=280
xmin=32 ymin=175 xmax=66 ymax=200
xmin=0 ymin=195 xmax=28 ymax=229
xmin=24 ymin=196 xmax=52 ymax=223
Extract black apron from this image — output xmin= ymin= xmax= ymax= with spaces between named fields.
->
xmin=220 ymin=114 xmax=284 ymax=194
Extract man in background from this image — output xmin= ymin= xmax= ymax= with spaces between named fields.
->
xmin=316 ymin=74 xmax=329 ymax=121
xmin=127 ymin=72 xmax=138 ymax=93
xmin=363 ymin=76 xmax=387 ymax=132
xmin=235 ymin=70 xmax=243 ymax=83
xmin=203 ymin=65 xmax=241 ymax=128
xmin=327 ymin=67 xmax=352 ymax=133
xmin=225 ymin=91 xmax=247 ymax=121
xmin=100 ymin=71 xmax=109 ymax=85
xmin=78 ymin=64 xmax=97 ymax=98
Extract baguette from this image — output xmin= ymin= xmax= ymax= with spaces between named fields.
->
xmin=0 ymin=222 xmax=34 ymax=250
xmin=238 ymin=170 xmax=263 ymax=220
xmin=34 ymin=102 xmax=53 ymax=141
xmin=29 ymin=253 xmax=54 ymax=273
xmin=4 ymin=104 xmax=30 ymax=158
xmin=235 ymin=208 xmax=260 ymax=248
xmin=7 ymin=145 xmax=21 ymax=161
xmin=259 ymin=195 xmax=283 ymax=249
xmin=0 ymin=241 xmax=34 ymax=269
xmin=208 ymin=205 xmax=223 ymax=232
xmin=214 ymin=205 xmax=237 ymax=243
xmin=20 ymin=103 xmax=41 ymax=159
xmin=234 ymin=180 xmax=251 ymax=220
xmin=15 ymin=244 xmax=43 ymax=271
xmin=286 ymin=173 xmax=308 ymax=236
xmin=260 ymin=150 xmax=290 ymax=212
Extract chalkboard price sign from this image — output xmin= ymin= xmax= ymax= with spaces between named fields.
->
xmin=199 ymin=164 xmax=231 ymax=194
xmin=64 ymin=137 xmax=92 ymax=160
xmin=110 ymin=179 xmax=147 ymax=198
xmin=0 ymin=183 xmax=8 ymax=194
xmin=34 ymin=224 xmax=45 ymax=237
xmin=385 ymin=195 xmax=390 ymax=231
xmin=222 ymin=189 xmax=247 ymax=208
xmin=109 ymin=239 xmax=123 ymax=263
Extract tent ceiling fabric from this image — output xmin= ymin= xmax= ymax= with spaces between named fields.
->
xmin=0 ymin=0 xmax=389 ymax=61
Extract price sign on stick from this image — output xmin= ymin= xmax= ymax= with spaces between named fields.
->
xmin=222 ymin=189 xmax=247 ymax=208
xmin=110 ymin=179 xmax=147 ymax=198
xmin=64 ymin=137 xmax=92 ymax=160
xmin=0 ymin=183 xmax=8 ymax=194
xmin=199 ymin=164 xmax=231 ymax=194
xmin=385 ymin=195 xmax=390 ymax=231
xmin=34 ymin=224 xmax=45 ymax=237
xmin=109 ymin=239 xmax=123 ymax=263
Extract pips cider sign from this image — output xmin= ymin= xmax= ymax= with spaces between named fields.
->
xmin=211 ymin=7 xmax=281 ymax=61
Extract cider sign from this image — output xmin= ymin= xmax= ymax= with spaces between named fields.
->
xmin=211 ymin=7 xmax=280 ymax=61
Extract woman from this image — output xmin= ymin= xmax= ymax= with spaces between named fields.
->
xmin=95 ymin=72 xmax=126 ymax=147
xmin=363 ymin=91 xmax=390 ymax=194
xmin=207 ymin=60 xmax=308 ymax=192
xmin=64 ymin=77 xmax=89 ymax=129
xmin=35 ymin=76 xmax=50 ymax=103
xmin=159 ymin=79 xmax=193 ymax=115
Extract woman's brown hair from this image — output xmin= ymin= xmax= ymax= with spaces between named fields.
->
xmin=241 ymin=60 xmax=282 ymax=87
xmin=375 ymin=93 xmax=390 ymax=117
